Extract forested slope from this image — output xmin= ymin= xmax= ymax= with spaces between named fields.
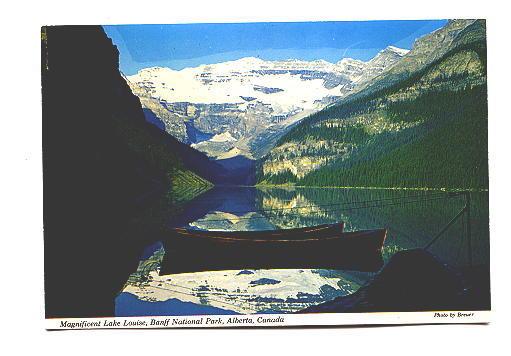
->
xmin=258 ymin=20 xmax=487 ymax=190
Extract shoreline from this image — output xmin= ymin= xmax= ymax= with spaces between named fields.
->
xmin=223 ymin=183 xmax=489 ymax=193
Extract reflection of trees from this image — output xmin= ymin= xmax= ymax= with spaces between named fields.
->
xmin=261 ymin=193 xmax=339 ymax=229
xmin=126 ymin=247 xmax=165 ymax=286
xmin=256 ymin=187 xmax=488 ymax=268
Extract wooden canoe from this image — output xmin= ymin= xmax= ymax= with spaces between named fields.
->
xmin=159 ymin=227 xmax=387 ymax=275
xmin=171 ymin=222 xmax=344 ymax=240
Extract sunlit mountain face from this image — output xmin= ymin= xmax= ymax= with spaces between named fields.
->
xmin=125 ymin=47 xmax=408 ymax=160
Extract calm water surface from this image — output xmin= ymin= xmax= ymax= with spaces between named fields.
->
xmin=115 ymin=187 xmax=489 ymax=316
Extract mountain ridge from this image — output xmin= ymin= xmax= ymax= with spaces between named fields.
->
xmin=257 ymin=19 xmax=487 ymax=190
xmin=125 ymin=45 xmax=409 ymax=160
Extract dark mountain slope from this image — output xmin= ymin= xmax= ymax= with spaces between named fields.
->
xmin=42 ymin=26 xmax=212 ymax=317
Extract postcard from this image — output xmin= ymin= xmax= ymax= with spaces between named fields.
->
xmin=42 ymin=19 xmax=490 ymax=329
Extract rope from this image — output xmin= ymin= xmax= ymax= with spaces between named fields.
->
xmin=187 ymin=194 xmax=456 ymax=224
xmin=454 ymin=211 xmax=466 ymax=266
xmin=191 ymin=192 xmax=454 ymax=217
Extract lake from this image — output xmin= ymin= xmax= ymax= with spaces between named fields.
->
xmin=115 ymin=186 xmax=489 ymax=316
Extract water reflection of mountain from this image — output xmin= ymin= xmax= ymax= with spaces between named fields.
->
xmin=175 ymin=187 xmax=488 ymax=268
xmin=258 ymin=187 xmax=488 ymax=268
xmin=260 ymin=191 xmax=338 ymax=229
xmin=168 ymin=186 xmax=261 ymax=228
xmin=117 ymin=244 xmax=361 ymax=315
xmin=119 ymin=187 xmax=489 ymax=316
xmin=189 ymin=211 xmax=276 ymax=231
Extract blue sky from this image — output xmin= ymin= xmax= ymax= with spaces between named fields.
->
xmin=103 ymin=20 xmax=447 ymax=75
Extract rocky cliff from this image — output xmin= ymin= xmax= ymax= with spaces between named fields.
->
xmin=126 ymin=47 xmax=408 ymax=160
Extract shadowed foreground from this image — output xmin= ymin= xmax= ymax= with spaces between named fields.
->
xmin=42 ymin=26 xmax=212 ymax=317
xmin=299 ymin=249 xmax=490 ymax=313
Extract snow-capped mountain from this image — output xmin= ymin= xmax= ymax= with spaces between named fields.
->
xmin=127 ymin=46 xmax=409 ymax=159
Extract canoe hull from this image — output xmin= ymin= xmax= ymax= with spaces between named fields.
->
xmin=171 ymin=222 xmax=344 ymax=240
xmin=159 ymin=228 xmax=387 ymax=275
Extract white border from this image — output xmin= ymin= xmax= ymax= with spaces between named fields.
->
xmin=2 ymin=0 xmax=510 ymax=354
xmin=47 ymin=311 xmax=490 ymax=330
